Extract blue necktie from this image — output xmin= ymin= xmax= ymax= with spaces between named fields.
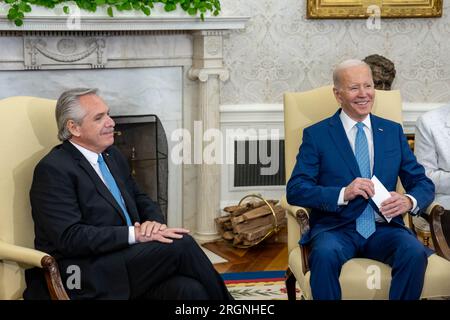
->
xmin=354 ymin=122 xmax=376 ymax=239
xmin=97 ymin=154 xmax=132 ymax=226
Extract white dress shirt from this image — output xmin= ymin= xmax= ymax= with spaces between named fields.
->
xmin=337 ymin=110 xmax=417 ymax=221
xmin=70 ymin=141 xmax=136 ymax=244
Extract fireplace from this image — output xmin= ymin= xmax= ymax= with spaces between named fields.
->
xmin=0 ymin=66 xmax=183 ymax=227
xmin=113 ymin=115 xmax=168 ymax=222
xmin=0 ymin=11 xmax=248 ymax=240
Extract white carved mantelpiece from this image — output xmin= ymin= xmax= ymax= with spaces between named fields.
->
xmin=23 ymin=37 xmax=107 ymax=69
xmin=0 ymin=5 xmax=247 ymax=31
xmin=0 ymin=8 xmax=249 ymax=240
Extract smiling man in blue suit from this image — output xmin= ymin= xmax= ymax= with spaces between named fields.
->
xmin=286 ymin=60 xmax=435 ymax=300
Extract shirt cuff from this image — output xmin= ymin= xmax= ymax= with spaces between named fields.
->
xmin=128 ymin=226 xmax=136 ymax=245
xmin=338 ymin=188 xmax=349 ymax=206
xmin=404 ymin=194 xmax=419 ymax=215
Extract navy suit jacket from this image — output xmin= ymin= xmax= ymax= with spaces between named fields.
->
xmin=286 ymin=109 xmax=435 ymax=245
xmin=25 ymin=141 xmax=164 ymax=299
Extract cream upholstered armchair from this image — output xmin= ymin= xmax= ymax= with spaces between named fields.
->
xmin=281 ymin=85 xmax=450 ymax=300
xmin=0 ymin=97 xmax=68 ymax=300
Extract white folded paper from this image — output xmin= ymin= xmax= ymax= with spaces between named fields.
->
xmin=370 ymin=175 xmax=393 ymax=222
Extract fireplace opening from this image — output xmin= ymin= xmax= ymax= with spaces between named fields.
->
xmin=112 ymin=115 xmax=168 ymax=221
xmin=233 ymin=139 xmax=285 ymax=187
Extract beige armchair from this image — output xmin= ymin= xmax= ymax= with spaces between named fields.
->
xmin=281 ymin=85 xmax=450 ymax=300
xmin=0 ymin=97 xmax=68 ymax=300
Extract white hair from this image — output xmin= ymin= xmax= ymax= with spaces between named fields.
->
xmin=333 ymin=59 xmax=372 ymax=88
xmin=55 ymin=88 xmax=98 ymax=141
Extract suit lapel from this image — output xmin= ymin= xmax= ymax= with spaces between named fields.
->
xmin=79 ymin=159 xmax=126 ymax=218
xmin=371 ymin=114 xmax=385 ymax=178
xmin=62 ymin=141 xmax=130 ymax=224
xmin=328 ymin=110 xmax=361 ymax=178
xmin=103 ymin=150 xmax=139 ymax=223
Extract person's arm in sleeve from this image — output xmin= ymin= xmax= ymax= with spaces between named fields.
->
xmin=30 ymin=162 xmax=130 ymax=257
xmin=415 ymin=115 xmax=450 ymax=196
xmin=286 ymin=129 xmax=341 ymax=212
xmin=397 ymin=123 xmax=435 ymax=211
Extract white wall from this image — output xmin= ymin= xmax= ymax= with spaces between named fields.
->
xmin=220 ymin=0 xmax=450 ymax=104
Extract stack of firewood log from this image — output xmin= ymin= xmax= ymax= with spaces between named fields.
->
xmin=215 ymin=199 xmax=286 ymax=247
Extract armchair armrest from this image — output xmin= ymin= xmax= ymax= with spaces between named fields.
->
xmin=427 ymin=204 xmax=450 ymax=261
xmin=424 ymin=202 xmax=442 ymax=216
xmin=281 ymin=195 xmax=311 ymax=274
xmin=280 ymin=195 xmax=310 ymax=234
xmin=0 ymin=240 xmax=47 ymax=267
xmin=0 ymin=240 xmax=69 ymax=300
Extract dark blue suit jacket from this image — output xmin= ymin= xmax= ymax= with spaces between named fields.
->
xmin=25 ymin=141 xmax=164 ymax=299
xmin=286 ymin=109 xmax=435 ymax=245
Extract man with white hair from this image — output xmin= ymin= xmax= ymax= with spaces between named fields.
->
xmin=287 ymin=60 xmax=435 ymax=300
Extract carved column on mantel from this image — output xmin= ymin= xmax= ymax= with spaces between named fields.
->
xmin=188 ymin=30 xmax=229 ymax=242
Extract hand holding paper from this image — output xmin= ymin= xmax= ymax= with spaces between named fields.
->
xmin=370 ymin=175 xmax=393 ymax=222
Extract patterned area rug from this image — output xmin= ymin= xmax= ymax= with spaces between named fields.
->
xmin=222 ymin=271 xmax=301 ymax=300
xmin=222 ymin=271 xmax=450 ymax=300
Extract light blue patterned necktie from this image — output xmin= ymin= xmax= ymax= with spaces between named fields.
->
xmin=354 ymin=122 xmax=376 ymax=239
xmin=97 ymin=154 xmax=132 ymax=226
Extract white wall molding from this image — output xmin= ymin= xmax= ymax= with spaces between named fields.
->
xmin=221 ymin=102 xmax=446 ymax=133
xmin=220 ymin=104 xmax=284 ymax=124
xmin=0 ymin=5 xmax=248 ymax=31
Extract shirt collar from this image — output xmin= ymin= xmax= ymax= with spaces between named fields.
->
xmin=339 ymin=109 xmax=372 ymax=134
xmin=69 ymin=140 xmax=100 ymax=165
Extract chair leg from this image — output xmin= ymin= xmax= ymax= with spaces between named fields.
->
xmin=285 ymin=268 xmax=297 ymax=300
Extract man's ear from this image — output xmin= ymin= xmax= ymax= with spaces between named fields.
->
xmin=67 ymin=120 xmax=81 ymax=137
xmin=333 ymin=87 xmax=342 ymax=104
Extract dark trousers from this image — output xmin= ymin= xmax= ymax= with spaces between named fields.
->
xmin=308 ymin=222 xmax=430 ymax=300
xmin=124 ymin=234 xmax=232 ymax=300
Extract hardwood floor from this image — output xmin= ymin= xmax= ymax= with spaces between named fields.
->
xmin=202 ymin=227 xmax=288 ymax=273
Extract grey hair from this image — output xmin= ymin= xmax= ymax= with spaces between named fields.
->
xmin=333 ymin=59 xmax=372 ymax=89
xmin=55 ymin=88 xmax=98 ymax=141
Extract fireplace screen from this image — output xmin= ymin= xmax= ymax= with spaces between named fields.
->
xmin=112 ymin=115 xmax=168 ymax=221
